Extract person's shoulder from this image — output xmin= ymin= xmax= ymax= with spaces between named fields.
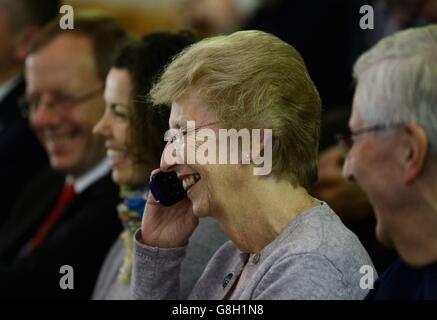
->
xmin=314 ymin=203 xmax=375 ymax=275
xmin=377 ymin=259 xmax=421 ymax=284
xmin=270 ymin=202 xmax=374 ymax=278
xmin=253 ymin=244 xmax=366 ymax=299
xmin=20 ymin=166 xmax=64 ymax=194
xmin=366 ymin=259 xmax=430 ymax=299
xmin=300 ymin=203 xmax=372 ymax=258
xmin=2 ymin=166 xmax=63 ymax=229
xmin=273 ymin=202 xmax=343 ymax=254
xmin=78 ymin=172 xmax=120 ymax=201
xmin=70 ymin=174 xmax=120 ymax=221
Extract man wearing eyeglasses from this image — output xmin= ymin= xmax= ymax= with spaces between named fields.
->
xmin=0 ymin=14 xmax=129 ymax=299
xmin=342 ymin=24 xmax=437 ymax=299
xmin=0 ymin=0 xmax=59 ymax=224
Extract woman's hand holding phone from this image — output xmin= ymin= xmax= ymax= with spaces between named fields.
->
xmin=140 ymin=169 xmax=198 ymax=248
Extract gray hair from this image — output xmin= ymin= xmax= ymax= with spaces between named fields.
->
xmin=353 ymin=24 xmax=437 ymax=153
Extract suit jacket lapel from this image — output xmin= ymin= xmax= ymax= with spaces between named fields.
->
xmin=0 ymin=170 xmax=64 ymax=259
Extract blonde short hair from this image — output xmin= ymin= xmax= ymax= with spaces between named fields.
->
xmin=151 ymin=30 xmax=321 ymax=188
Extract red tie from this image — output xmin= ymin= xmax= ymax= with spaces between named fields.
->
xmin=26 ymin=183 xmax=76 ymax=253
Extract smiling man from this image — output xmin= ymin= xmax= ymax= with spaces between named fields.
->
xmin=26 ymin=34 xmax=106 ymax=177
xmin=342 ymin=24 xmax=437 ymax=299
xmin=0 ymin=14 xmax=129 ymax=299
xmin=0 ymin=0 xmax=58 ymax=223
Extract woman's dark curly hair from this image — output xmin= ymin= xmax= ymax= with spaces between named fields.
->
xmin=112 ymin=30 xmax=200 ymax=169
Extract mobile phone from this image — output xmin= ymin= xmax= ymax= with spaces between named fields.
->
xmin=149 ymin=171 xmax=187 ymax=206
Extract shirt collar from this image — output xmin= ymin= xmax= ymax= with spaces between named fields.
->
xmin=66 ymin=158 xmax=111 ymax=194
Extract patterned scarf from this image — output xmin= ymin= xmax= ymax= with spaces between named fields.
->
xmin=117 ymin=185 xmax=147 ymax=285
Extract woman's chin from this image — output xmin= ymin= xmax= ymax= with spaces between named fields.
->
xmin=191 ymin=198 xmax=209 ymax=218
xmin=112 ymin=170 xmax=130 ymax=186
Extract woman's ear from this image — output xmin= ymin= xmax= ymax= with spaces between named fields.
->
xmin=402 ymin=123 xmax=429 ymax=184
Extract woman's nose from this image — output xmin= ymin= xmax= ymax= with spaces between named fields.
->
xmin=93 ymin=111 xmax=112 ymax=138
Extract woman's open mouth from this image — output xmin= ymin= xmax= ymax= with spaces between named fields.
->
xmin=182 ymin=173 xmax=201 ymax=191
xmin=107 ymin=149 xmax=127 ymax=166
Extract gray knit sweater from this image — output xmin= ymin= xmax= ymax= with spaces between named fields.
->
xmin=132 ymin=202 xmax=375 ymax=300
xmin=93 ymin=217 xmax=228 ymax=299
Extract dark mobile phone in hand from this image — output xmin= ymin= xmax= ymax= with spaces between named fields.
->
xmin=149 ymin=171 xmax=187 ymax=206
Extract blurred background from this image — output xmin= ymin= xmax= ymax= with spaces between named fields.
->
xmin=62 ymin=0 xmax=437 ymax=122
xmin=64 ymin=0 xmax=185 ymax=36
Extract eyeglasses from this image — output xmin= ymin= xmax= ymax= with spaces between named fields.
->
xmin=20 ymin=88 xmax=103 ymax=118
xmin=336 ymin=122 xmax=405 ymax=155
xmin=164 ymin=121 xmax=219 ymax=149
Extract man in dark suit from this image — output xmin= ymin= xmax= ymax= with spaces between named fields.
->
xmin=0 ymin=14 xmax=129 ymax=299
xmin=0 ymin=0 xmax=59 ymax=222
